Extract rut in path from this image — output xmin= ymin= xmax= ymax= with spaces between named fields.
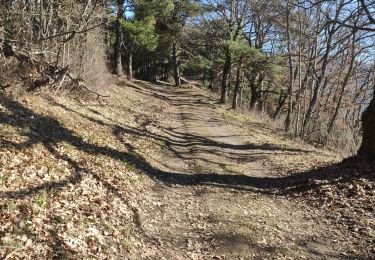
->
xmin=131 ymin=81 xmax=347 ymax=259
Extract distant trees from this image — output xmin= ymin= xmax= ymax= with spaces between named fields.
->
xmin=106 ymin=0 xmax=374 ymax=157
xmin=156 ymin=0 xmax=201 ymax=86
xmin=305 ymin=0 xmax=375 ymax=160
xmin=200 ymin=0 xmax=253 ymax=103
xmin=110 ymin=0 xmax=199 ymax=84
xmin=121 ymin=2 xmax=158 ymax=81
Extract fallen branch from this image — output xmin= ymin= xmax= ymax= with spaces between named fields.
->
xmin=0 ymin=40 xmax=109 ymax=98
xmin=66 ymin=71 xmax=110 ymax=98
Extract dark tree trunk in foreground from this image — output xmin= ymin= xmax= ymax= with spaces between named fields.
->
xmin=359 ymin=97 xmax=375 ymax=161
xmin=113 ymin=0 xmax=125 ymax=75
xmin=172 ymin=41 xmax=181 ymax=86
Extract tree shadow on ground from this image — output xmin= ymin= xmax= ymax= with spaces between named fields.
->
xmin=1 ymin=93 xmax=372 ymax=202
xmin=277 ymin=156 xmax=375 ymax=195
xmin=124 ymin=81 xmax=375 ymax=190
xmin=1 ymin=79 xmax=374 ymax=259
xmin=0 ymin=94 xmax=143 ymax=225
xmin=48 ymin=99 xmax=307 ymax=165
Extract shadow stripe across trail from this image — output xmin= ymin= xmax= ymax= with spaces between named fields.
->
xmin=130 ymin=81 xmax=350 ymax=259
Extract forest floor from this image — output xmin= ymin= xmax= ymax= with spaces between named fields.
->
xmin=0 ymin=78 xmax=374 ymax=259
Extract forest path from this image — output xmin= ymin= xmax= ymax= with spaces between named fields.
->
xmin=0 ymin=79 xmax=367 ymax=259
xmin=131 ymin=81 xmax=345 ymax=259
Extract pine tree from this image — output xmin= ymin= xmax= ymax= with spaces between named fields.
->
xmin=156 ymin=0 xmax=201 ymax=86
xmin=121 ymin=1 xmax=158 ymax=81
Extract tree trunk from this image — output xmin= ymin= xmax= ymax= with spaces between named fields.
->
xmin=127 ymin=42 xmax=133 ymax=81
xmin=249 ymin=91 xmax=260 ymax=110
xmin=162 ymin=62 xmax=169 ymax=81
xmin=232 ymin=56 xmax=243 ymax=109
xmin=285 ymin=4 xmax=294 ymax=132
xmin=301 ymin=21 xmax=336 ymax=138
xmin=172 ymin=41 xmax=181 ymax=86
xmin=220 ymin=50 xmax=231 ymax=104
xmin=239 ymin=82 xmax=243 ymax=105
xmin=359 ymin=97 xmax=375 ymax=160
xmin=113 ymin=0 xmax=125 ymax=75
xmin=249 ymin=73 xmax=264 ymax=110
xmin=249 ymin=87 xmax=259 ymax=110
xmin=326 ymin=34 xmax=356 ymax=141
xmin=273 ymin=92 xmax=287 ymax=119
xmin=153 ymin=63 xmax=157 ymax=81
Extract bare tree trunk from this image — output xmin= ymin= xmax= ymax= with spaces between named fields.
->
xmin=259 ymin=80 xmax=265 ymax=114
xmin=239 ymin=79 xmax=244 ymax=105
xmin=301 ymin=5 xmax=342 ymax=138
xmin=294 ymin=27 xmax=303 ymax=136
xmin=127 ymin=42 xmax=133 ymax=81
xmin=162 ymin=62 xmax=169 ymax=81
xmin=232 ymin=56 xmax=243 ymax=109
xmin=172 ymin=40 xmax=181 ymax=86
xmin=273 ymin=91 xmax=287 ymax=119
xmin=326 ymin=32 xmax=357 ymax=141
xmin=302 ymin=50 xmax=330 ymax=136
xmin=113 ymin=0 xmax=125 ymax=75
xmin=249 ymin=93 xmax=258 ymax=110
xmin=249 ymin=80 xmax=259 ymax=110
xmin=285 ymin=4 xmax=294 ymax=132
xmin=220 ymin=50 xmax=231 ymax=104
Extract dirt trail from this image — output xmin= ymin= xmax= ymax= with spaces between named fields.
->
xmin=131 ymin=81 xmax=349 ymax=259
xmin=1 ymin=79 xmax=370 ymax=259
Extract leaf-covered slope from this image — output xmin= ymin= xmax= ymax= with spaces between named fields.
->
xmin=0 ymin=80 xmax=171 ymax=258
